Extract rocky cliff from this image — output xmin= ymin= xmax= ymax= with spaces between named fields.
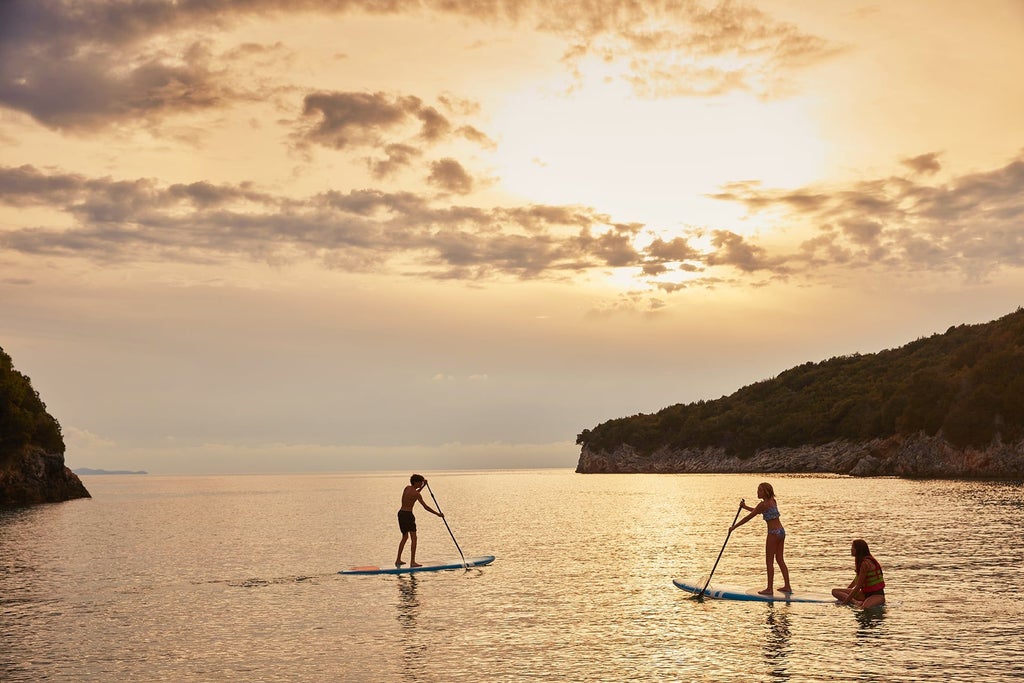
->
xmin=1 ymin=445 xmax=91 ymax=505
xmin=576 ymin=433 xmax=1024 ymax=478
xmin=1 ymin=344 xmax=91 ymax=506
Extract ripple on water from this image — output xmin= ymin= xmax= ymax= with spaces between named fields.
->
xmin=1 ymin=472 xmax=1022 ymax=682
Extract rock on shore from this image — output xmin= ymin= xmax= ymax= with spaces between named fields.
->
xmin=0 ymin=446 xmax=91 ymax=506
xmin=576 ymin=433 xmax=1024 ymax=479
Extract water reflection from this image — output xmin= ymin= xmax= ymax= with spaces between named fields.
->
xmin=763 ymin=605 xmax=792 ymax=680
xmin=0 ymin=506 xmax=34 ymax=525
xmin=395 ymin=575 xmax=429 ymax=682
xmin=396 ymin=574 xmax=420 ymax=627
xmin=4 ymin=473 xmax=1022 ymax=682
xmin=854 ymin=605 xmax=888 ymax=633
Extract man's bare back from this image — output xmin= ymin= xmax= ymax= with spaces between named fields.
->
xmin=400 ymin=484 xmax=424 ymax=511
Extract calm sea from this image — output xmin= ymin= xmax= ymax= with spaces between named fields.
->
xmin=1 ymin=470 xmax=1021 ymax=682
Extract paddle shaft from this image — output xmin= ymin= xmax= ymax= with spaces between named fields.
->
xmin=425 ymin=482 xmax=467 ymax=566
xmin=701 ymin=501 xmax=745 ymax=597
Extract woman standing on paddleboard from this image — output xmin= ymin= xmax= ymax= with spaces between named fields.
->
xmin=730 ymin=482 xmax=793 ymax=596
xmin=832 ymin=539 xmax=886 ymax=608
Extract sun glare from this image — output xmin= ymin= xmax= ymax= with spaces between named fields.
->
xmin=491 ymin=76 xmax=826 ymax=237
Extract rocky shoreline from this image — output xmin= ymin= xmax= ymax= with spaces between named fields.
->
xmin=0 ymin=446 xmax=91 ymax=506
xmin=576 ymin=433 xmax=1024 ymax=479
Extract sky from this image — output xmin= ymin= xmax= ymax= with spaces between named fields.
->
xmin=2 ymin=1 xmax=1023 ymax=475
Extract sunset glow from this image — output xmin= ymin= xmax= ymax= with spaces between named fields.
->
xmin=2 ymin=0 xmax=1023 ymax=473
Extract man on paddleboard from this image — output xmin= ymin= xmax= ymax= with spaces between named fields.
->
xmin=395 ymin=474 xmax=444 ymax=568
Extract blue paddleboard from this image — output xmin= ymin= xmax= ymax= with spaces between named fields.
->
xmin=674 ymin=577 xmax=836 ymax=603
xmin=341 ymin=555 xmax=495 ymax=575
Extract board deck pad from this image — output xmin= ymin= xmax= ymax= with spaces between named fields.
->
xmin=341 ymin=555 xmax=495 ymax=575
xmin=673 ymin=577 xmax=836 ymax=603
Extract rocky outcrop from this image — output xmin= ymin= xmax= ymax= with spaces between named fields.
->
xmin=576 ymin=433 xmax=1024 ymax=479
xmin=0 ymin=446 xmax=91 ymax=506
xmin=1 ymin=344 xmax=91 ymax=506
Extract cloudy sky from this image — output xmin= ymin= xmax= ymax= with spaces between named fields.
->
xmin=2 ymin=1 xmax=1023 ymax=474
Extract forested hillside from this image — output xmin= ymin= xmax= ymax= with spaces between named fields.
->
xmin=0 ymin=346 xmax=65 ymax=457
xmin=1 ymin=346 xmax=88 ymax=505
xmin=577 ymin=308 xmax=1024 ymax=458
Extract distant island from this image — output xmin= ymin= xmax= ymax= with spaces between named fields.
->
xmin=74 ymin=468 xmax=148 ymax=476
xmin=1 ymin=346 xmax=90 ymax=505
xmin=576 ymin=307 xmax=1024 ymax=479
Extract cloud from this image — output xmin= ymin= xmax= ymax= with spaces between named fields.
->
xmin=63 ymin=426 xmax=118 ymax=460
xmin=427 ymin=158 xmax=474 ymax=194
xmin=5 ymin=152 xmax=1023 ymax=287
xmin=296 ymin=92 xmax=435 ymax=150
xmin=0 ymin=163 xmax=636 ymax=279
xmin=901 ymin=152 xmax=942 ymax=175
xmin=294 ymin=91 xmax=492 ymax=186
xmin=556 ymin=0 xmax=842 ymax=99
xmin=647 ymin=236 xmax=701 ymax=263
xmin=0 ymin=1 xmax=838 ymax=132
xmin=712 ymin=151 xmax=1024 ymax=280
xmin=369 ymin=143 xmax=422 ymax=178
xmin=0 ymin=26 xmax=245 ymax=130
xmin=706 ymin=230 xmax=781 ymax=273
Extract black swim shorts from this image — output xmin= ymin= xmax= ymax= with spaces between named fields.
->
xmin=398 ymin=509 xmax=416 ymax=533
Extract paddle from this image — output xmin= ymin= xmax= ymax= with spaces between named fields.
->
xmin=699 ymin=499 xmax=745 ymax=598
xmin=425 ymin=481 xmax=468 ymax=568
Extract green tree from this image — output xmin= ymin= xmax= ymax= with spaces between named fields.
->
xmin=0 ymin=347 xmax=65 ymax=455
xmin=576 ymin=308 xmax=1024 ymax=458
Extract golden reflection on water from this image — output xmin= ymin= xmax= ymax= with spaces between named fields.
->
xmin=763 ymin=606 xmax=793 ymax=680
xmin=395 ymin=574 xmax=429 ymax=682
xmin=854 ymin=605 xmax=888 ymax=633
xmin=1 ymin=471 xmax=1021 ymax=682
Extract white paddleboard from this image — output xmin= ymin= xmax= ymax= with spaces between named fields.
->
xmin=674 ymin=577 xmax=836 ymax=603
xmin=341 ymin=555 xmax=495 ymax=575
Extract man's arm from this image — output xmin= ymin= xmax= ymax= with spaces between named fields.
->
xmin=416 ymin=492 xmax=443 ymax=517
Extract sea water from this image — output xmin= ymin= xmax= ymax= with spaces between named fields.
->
xmin=1 ymin=470 xmax=1021 ymax=682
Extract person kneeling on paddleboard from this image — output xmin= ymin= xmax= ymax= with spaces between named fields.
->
xmin=395 ymin=474 xmax=444 ymax=568
xmin=832 ymin=539 xmax=886 ymax=608
xmin=729 ymin=482 xmax=793 ymax=596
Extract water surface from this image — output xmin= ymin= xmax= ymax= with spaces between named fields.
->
xmin=1 ymin=471 xmax=1021 ymax=681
